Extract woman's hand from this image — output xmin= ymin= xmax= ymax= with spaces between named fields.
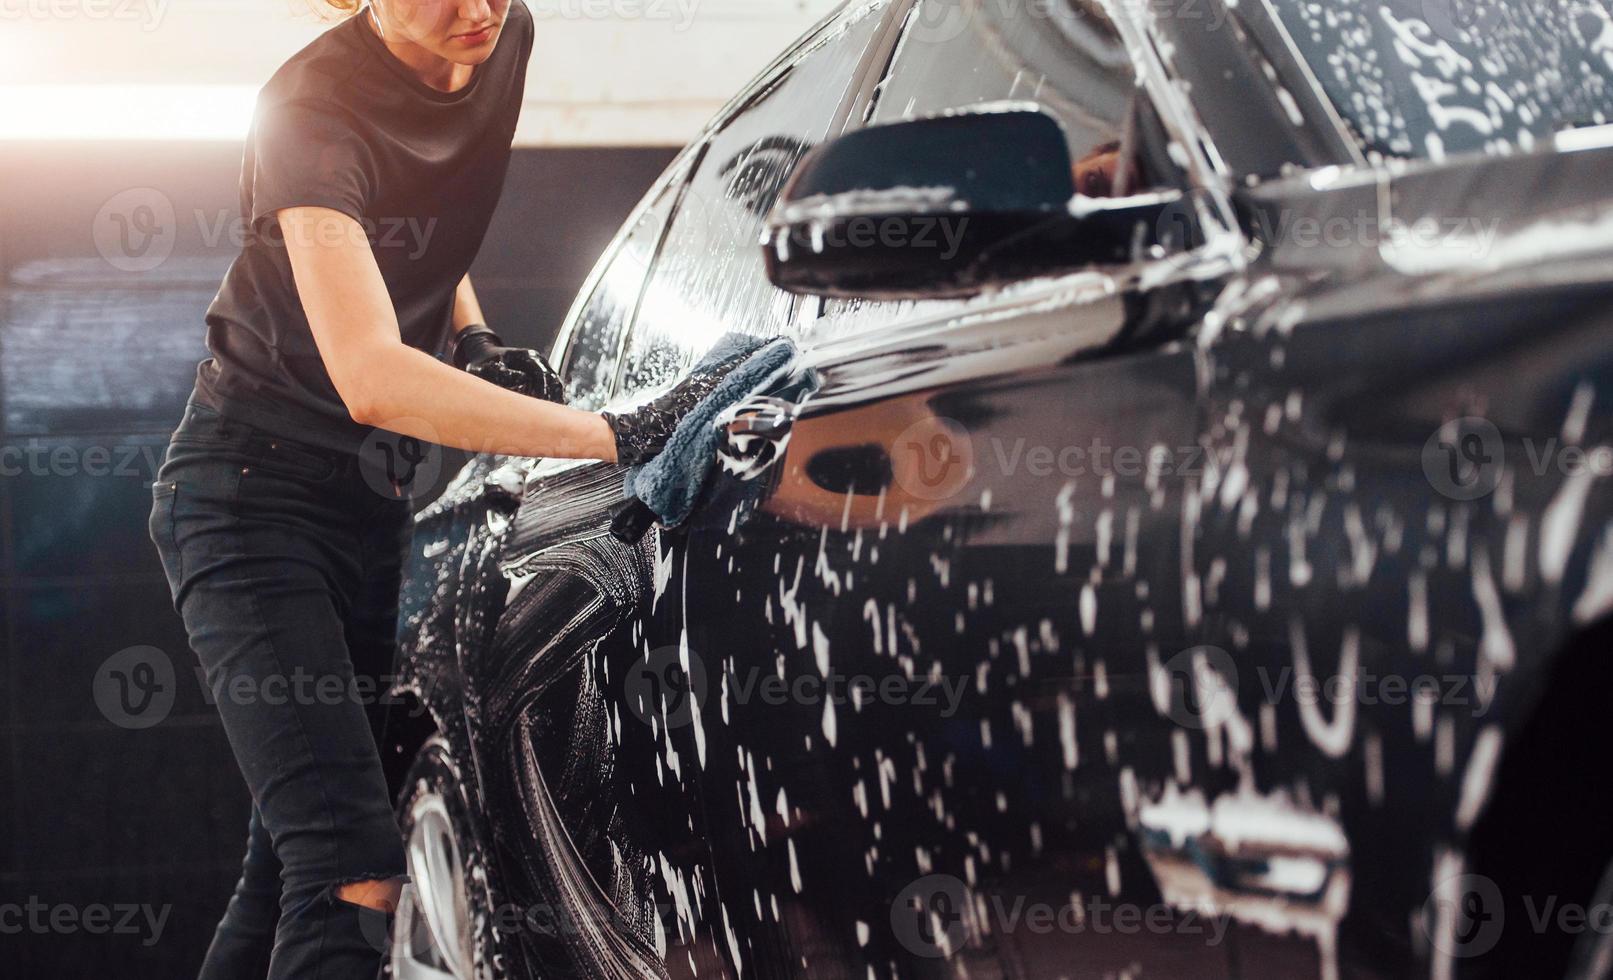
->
xmin=452 ymin=325 xmax=568 ymax=403
xmin=279 ymin=206 xmax=617 ymax=462
xmin=601 ymin=349 xmax=753 ymax=466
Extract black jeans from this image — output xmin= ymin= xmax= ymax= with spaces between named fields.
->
xmin=149 ymin=399 xmax=413 ymax=979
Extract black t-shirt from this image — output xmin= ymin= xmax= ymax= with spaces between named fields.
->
xmin=195 ymin=0 xmax=533 ymax=452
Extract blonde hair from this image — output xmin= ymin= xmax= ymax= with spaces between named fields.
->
xmin=312 ymin=0 xmax=364 ymax=15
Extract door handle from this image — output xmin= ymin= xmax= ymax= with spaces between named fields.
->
xmin=608 ymin=394 xmax=807 ymax=545
xmin=719 ymin=394 xmax=803 ymax=480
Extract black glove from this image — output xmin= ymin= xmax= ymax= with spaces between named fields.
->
xmin=601 ymin=351 xmax=752 ymax=467
xmin=453 ymin=324 xmax=566 ymax=404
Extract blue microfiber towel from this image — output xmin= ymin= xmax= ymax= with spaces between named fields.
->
xmin=614 ymin=333 xmax=799 ymax=540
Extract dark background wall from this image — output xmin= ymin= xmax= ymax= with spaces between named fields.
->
xmin=0 ymin=141 xmax=675 ymax=977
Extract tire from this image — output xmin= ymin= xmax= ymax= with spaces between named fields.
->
xmin=1461 ymin=617 xmax=1613 ymax=979
xmin=1566 ymin=859 xmax=1613 ymax=980
xmin=389 ymin=735 xmax=505 ymax=980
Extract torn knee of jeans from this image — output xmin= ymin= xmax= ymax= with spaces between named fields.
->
xmin=327 ymin=874 xmax=411 ymax=915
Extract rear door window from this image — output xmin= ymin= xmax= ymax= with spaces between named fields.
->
xmin=1267 ymin=0 xmax=1613 ymax=160
xmin=870 ymin=0 xmax=1142 ymax=165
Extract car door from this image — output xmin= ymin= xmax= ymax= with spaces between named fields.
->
xmin=446 ymin=158 xmax=698 ymax=980
xmin=468 ymin=4 xmax=909 ymax=978
xmin=640 ymin=1 xmax=1242 ymax=976
xmin=581 ymin=5 xmax=908 ymax=977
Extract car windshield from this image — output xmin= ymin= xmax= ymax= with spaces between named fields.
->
xmin=1268 ymin=0 xmax=1613 ymax=161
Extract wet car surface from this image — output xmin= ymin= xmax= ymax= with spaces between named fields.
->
xmin=388 ymin=1 xmax=1613 ymax=978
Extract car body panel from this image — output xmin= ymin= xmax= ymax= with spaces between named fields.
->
xmin=396 ymin=1 xmax=1613 ymax=977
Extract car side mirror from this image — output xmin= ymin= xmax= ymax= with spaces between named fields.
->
xmin=762 ymin=109 xmax=1185 ymax=301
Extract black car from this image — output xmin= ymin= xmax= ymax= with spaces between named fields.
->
xmin=385 ymin=1 xmax=1613 ymax=978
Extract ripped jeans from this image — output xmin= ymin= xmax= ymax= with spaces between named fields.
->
xmin=149 ymin=399 xmax=413 ymax=979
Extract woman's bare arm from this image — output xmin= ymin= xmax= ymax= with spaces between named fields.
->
xmin=451 ymin=273 xmax=486 ymax=335
xmin=279 ymin=206 xmax=617 ymax=462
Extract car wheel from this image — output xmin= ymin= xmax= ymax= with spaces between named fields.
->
xmin=390 ymin=735 xmax=502 ymax=980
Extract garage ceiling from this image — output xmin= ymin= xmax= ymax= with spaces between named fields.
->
xmin=0 ymin=0 xmax=843 ymax=144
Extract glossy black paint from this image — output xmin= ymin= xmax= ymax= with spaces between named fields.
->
xmin=395 ymin=1 xmax=1613 ymax=978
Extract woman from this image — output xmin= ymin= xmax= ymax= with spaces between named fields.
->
xmin=149 ymin=2 xmax=712 ymax=976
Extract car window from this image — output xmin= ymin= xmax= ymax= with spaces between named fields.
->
xmin=556 ymin=161 xmax=689 ymax=411
xmin=1267 ymin=0 xmax=1613 ymax=161
xmin=611 ymin=2 xmax=889 ymax=399
xmin=808 ymin=0 xmax=1177 ymax=343
xmin=872 ymin=0 xmax=1153 ymax=193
